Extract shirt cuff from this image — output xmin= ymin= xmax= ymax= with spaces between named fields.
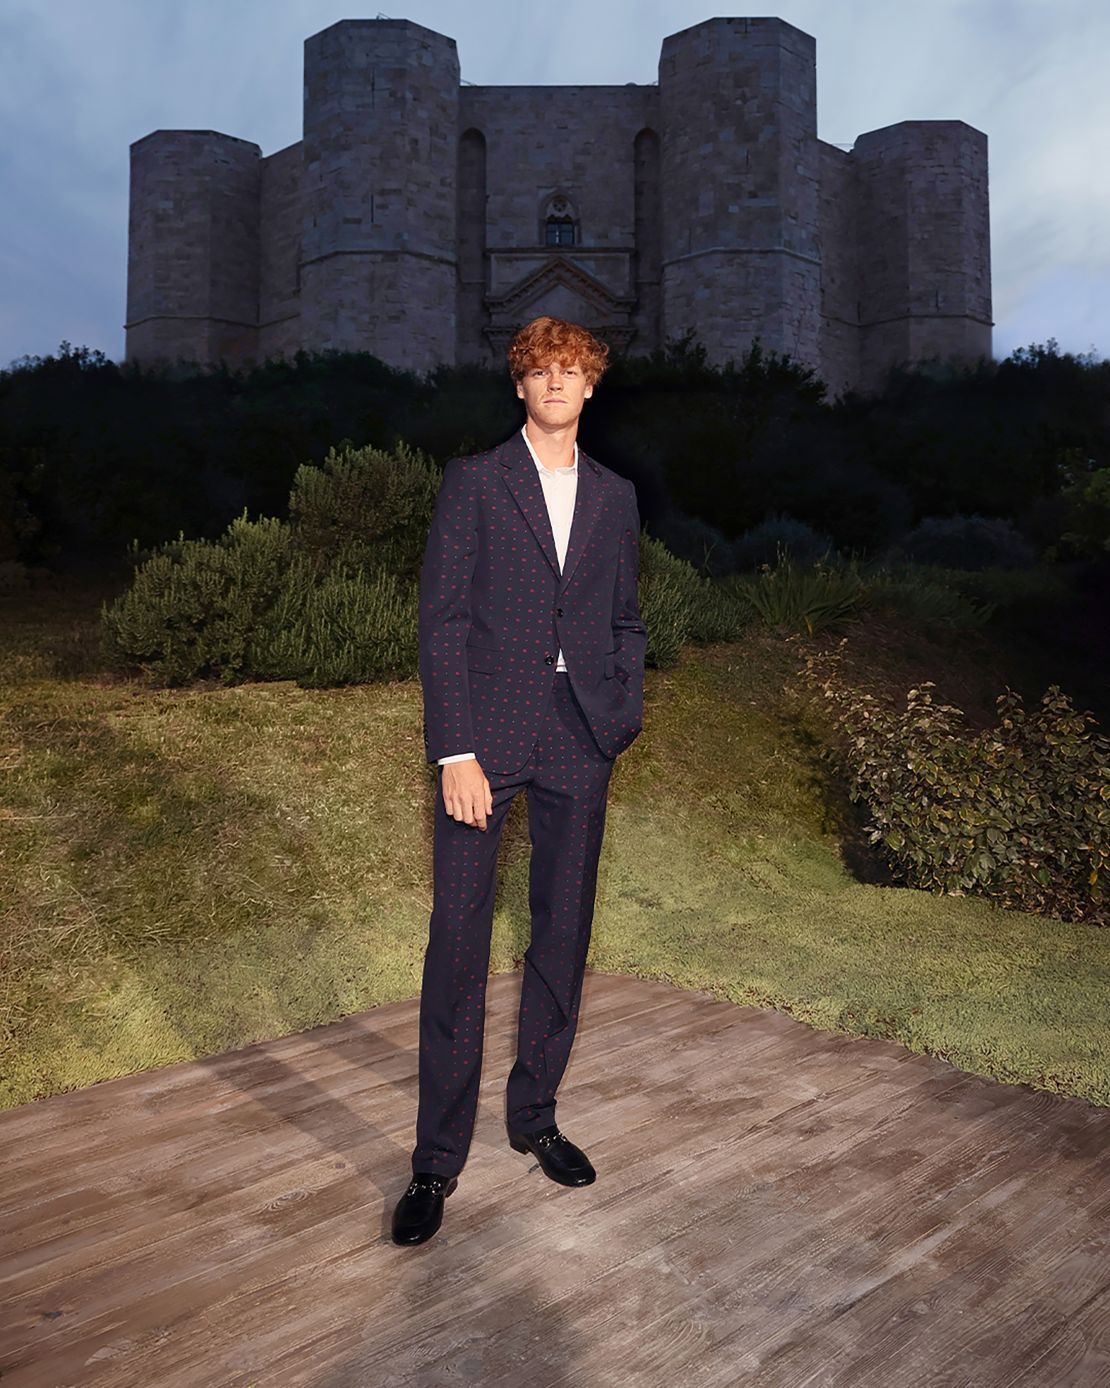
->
xmin=438 ymin=751 xmax=477 ymax=764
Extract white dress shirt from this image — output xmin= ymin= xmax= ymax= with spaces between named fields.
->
xmin=438 ymin=424 xmax=579 ymax=765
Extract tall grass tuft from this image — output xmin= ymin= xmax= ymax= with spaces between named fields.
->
xmin=734 ymin=547 xmax=867 ymax=635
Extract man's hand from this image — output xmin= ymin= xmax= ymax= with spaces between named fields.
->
xmin=441 ymin=758 xmax=493 ymax=831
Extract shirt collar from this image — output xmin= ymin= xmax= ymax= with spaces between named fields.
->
xmin=521 ymin=423 xmax=578 ymax=475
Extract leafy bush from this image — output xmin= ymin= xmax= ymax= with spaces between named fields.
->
xmin=101 ymin=514 xmax=294 ymax=685
xmin=1053 ymin=460 xmax=1110 ymax=560
xmin=802 ymin=640 xmax=1110 ymax=925
xmin=733 ymin=511 xmax=837 ymax=571
xmin=0 ymin=444 xmax=47 ymax=564
xmin=647 ymin=509 xmax=737 ymax=578
xmin=886 ymin=513 xmax=1038 ymax=571
xmin=637 ymin=530 xmax=754 ymax=663
xmin=896 ymin=562 xmax=1069 ymax=615
xmin=248 ymin=557 xmax=418 ymax=687
xmin=863 ymin=568 xmax=996 ymax=629
xmin=288 ymin=438 xmax=440 ymax=581
xmin=101 ymin=442 xmax=436 ymax=686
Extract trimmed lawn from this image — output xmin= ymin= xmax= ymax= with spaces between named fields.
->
xmin=2 ymin=577 xmax=1107 ymax=1108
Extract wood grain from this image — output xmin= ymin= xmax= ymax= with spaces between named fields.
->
xmin=1 ymin=970 xmax=1106 ymax=1387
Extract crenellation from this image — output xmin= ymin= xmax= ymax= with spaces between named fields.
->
xmin=124 ymin=15 xmax=992 ymax=397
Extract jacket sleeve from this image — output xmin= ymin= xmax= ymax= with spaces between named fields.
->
xmin=419 ymin=458 xmax=479 ymax=764
xmin=611 ymin=479 xmax=647 ymax=699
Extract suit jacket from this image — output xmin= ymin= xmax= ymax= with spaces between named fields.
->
xmin=419 ymin=425 xmax=647 ymax=774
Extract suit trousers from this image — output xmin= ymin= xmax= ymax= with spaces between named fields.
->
xmin=411 ymin=671 xmax=615 ymax=1177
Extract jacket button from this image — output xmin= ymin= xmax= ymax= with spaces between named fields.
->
xmin=556 ymin=607 xmax=564 ymax=616
xmin=544 ymin=655 xmax=554 ymax=664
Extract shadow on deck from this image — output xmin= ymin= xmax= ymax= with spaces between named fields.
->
xmin=1 ymin=970 xmax=1107 ymax=1386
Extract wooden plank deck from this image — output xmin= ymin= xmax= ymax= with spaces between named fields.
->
xmin=1 ymin=969 xmax=1107 ymax=1387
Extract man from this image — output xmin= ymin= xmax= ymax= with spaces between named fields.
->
xmin=391 ymin=315 xmax=648 ymax=1246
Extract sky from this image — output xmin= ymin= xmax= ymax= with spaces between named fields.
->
xmin=1 ymin=0 xmax=1108 ymax=370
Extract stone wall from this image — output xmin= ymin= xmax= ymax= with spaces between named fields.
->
xmin=258 ymin=141 xmax=302 ymax=360
xmin=456 ymin=127 xmax=486 ymax=364
xmin=817 ymin=141 xmax=860 ymax=399
xmin=458 ymin=83 xmax=657 ymax=361
xmin=124 ymin=15 xmax=992 ymax=398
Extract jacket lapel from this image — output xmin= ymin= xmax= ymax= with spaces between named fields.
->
xmin=496 ymin=428 xmax=604 ymax=594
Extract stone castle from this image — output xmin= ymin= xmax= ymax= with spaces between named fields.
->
xmin=125 ymin=15 xmax=993 ymax=397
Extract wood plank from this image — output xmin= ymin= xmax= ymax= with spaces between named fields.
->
xmin=1 ymin=969 xmax=690 ymax=1194
xmin=0 ymin=969 xmax=1105 ymax=1388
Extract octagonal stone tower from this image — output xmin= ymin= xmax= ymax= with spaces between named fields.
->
xmin=299 ymin=20 xmax=460 ymax=370
xmin=658 ymin=17 xmax=822 ymax=370
xmin=126 ymin=130 xmax=262 ymax=365
xmin=853 ymin=120 xmax=992 ymax=390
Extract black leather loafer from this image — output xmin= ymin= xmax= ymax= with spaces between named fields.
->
xmin=507 ymin=1124 xmax=596 ymax=1186
xmin=391 ymin=1172 xmax=458 ymax=1245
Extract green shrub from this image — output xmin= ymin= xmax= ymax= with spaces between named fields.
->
xmin=0 ymin=443 xmax=47 ymax=565
xmin=802 ymin=641 xmax=1110 ymax=925
xmin=921 ymin=562 xmax=1071 ymax=614
xmin=288 ymin=438 xmax=440 ymax=581
xmin=101 ymin=514 xmax=293 ymax=685
xmin=704 ymin=547 xmax=981 ymax=639
xmin=864 ymin=571 xmax=996 ymax=629
xmin=248 ymin=556 xmax=419 ymax=687
xmin=694 ymin=575 xmax=757 ymax=645
xmin=733 ymin=511 xmax=837 ymax=570
xmin=647 ymin=509 xmax=737 ymax=579
xmin=101 ymin=442 xmax=436 ymax=687
xmin=638 ymin=530 xmax=754 ymax=663
xmin=1052 ymin=458 xmax=1110 ymax=561
xmin=886 ymin=513 xmax=1038 ymax=571
xmin=636 ymin=532 xmax=700 ymax=665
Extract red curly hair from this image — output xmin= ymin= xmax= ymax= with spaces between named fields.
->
xmin=507 ymin=316 xmax=610 ymax=387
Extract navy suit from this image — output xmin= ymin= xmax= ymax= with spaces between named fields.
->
xmin=412 ymin=425 xmax=647 ymax=1176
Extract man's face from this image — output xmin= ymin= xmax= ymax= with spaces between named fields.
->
xmin=515 ymin=358 xmax=593 ymax=428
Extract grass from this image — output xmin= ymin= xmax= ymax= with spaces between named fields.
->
xmin=1 ymin=570 xmax=1108 ymax=1109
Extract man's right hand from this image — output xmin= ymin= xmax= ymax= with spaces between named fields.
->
xmin=441 ymin=758 xmax=493 ymax=831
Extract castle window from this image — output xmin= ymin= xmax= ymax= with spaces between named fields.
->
xmin=545 ymin=216 xmax=575 ymax=246
xmin=540 ymin=193 xmax=578 ymax=246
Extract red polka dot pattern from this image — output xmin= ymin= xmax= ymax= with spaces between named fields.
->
xmin=418 ymin=426 xmax=647 ymax=773
xmin=411 ymin=425 xmax=648 ymax=1178
xmin=411 ymin=672 xmax=616 ymax=1176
